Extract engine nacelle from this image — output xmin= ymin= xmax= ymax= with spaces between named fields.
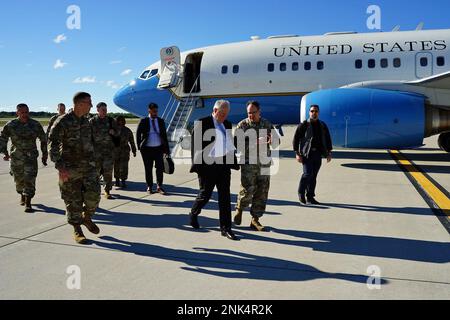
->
xmin=301 ymin=88 xmax=426 ymax=149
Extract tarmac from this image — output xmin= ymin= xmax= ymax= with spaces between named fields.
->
xmin=0 ymin=125 xmax=449 ymax=300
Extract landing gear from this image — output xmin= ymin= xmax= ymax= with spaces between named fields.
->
xmin=438 ymin=132 xmax=450 ymax=152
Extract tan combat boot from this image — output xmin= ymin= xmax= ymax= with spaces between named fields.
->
xmin=24 ymin=196 xmax=34 ymax=213
xmin=104 ymin=191 xmax=113 ymax=200
xmin=73 ymin=225 xmax=88 ymax=244
xmin=233 ymin=208 xmax=243 ymax=225
xmin=20 ymin=195 xmax=25 ymax=206
xmin=250 ymin=217 xmax=266 ymax=231
xmin=82 ymin=213 xmax=100 ymax=234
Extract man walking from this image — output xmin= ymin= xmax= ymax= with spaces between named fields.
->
xmin=292 ymin=104 xmax=332 ymax=205
xmin=89 ymin=102 xmax=119 ymax=199
xmin=0 ymin=104 xmax=48 ymax=212
xmin=136 ymin=103 xmax=170 ymax=194
xmin=49 ymin=92 xmax=101 ymax=244
xmin=234 ymin=101 xmax=278 ymax=231
xmin=189 ymin=100 xmax=240 ymax=240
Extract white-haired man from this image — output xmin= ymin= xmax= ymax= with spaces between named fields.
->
xmin=189 ymin=100 xmax=240 ymax=240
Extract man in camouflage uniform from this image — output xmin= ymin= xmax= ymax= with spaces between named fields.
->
xmin=49 ymin=92 xmax=101 ymax=244
xmin=46 ymin=103 xmax=66 ymax=139
xmin=89 ymin=102 xmax=119 ymax=199
xmin=0 ymin=104 xmax=48 ymax=212
xmin=234 ymin=101 xmax=278 ymax=231
xmin=113 ymin=116 xmax=137 ymax=189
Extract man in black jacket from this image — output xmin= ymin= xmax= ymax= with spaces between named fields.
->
xmin=136 ymin=103 xmax=170 ymax=194
xmin=189 ymin=100 xmax=240 ymax=240
xmin=292 ymin=104 xmax=332 ymax=205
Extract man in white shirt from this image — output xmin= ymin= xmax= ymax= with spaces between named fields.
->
xmin=189 ymin=100 xmax=240 ymax=240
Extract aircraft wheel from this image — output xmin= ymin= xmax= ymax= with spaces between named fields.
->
xmin=437 ymin=132 xmax=450 ymax=152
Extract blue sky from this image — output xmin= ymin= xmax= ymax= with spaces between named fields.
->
xmin=0 ymin=0 xmax=449 ymax=113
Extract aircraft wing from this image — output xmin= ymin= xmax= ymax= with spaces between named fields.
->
xmin=407 ymin=71 xmax=450 ymax=89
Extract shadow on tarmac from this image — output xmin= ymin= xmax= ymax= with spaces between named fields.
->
xmin=92 ymin=235 xmax=381 ymax=285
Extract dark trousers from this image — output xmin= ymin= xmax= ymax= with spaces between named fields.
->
xmin=140 ymin=146 xmax=164 ymax=188
xmin=191 ymin=165 xmax=232 ymax=230
xmin=298 ymin=150 xmax=322 ymax=199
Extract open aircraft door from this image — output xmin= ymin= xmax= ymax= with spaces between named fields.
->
xmin=158 ymin=46 xmax=182 ymax=89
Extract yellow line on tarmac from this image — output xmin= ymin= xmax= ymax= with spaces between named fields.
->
xmin=390 ymin=150 xmax=450 ymax=216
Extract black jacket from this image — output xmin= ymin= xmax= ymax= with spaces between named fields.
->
xmin=292 ymin=119 xmax=332 ymax=158
xmin=136 ymin=117 xmax=170 ymax=154
xmin=190 ymin=116 xmax=239 ymax=174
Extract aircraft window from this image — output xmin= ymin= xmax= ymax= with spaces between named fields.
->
xmin=139 ymin=70 xmax=150 ymax=79
xmin=292 ymin=62 xmax=299 ymax=71
xmin=420 ymin=57 xmax=428 ymax=67
xmin=268 ymin=63 xmax=274 ymax=72
xmin=304 ymin=61 xmax=311 ymax=71
xmin=380 ymin=59 xmax=388 ymax=68
xmin=393 ymin=58 xmax=401 ymax=68
xmin=355 ymin=59 xmax=362 ymax=69
xmin=437 ymin=56 xmax=445 ymax=66
xmin=280 ymin=63 xmax=287 ymax=71
xmin=221 ymin=66 xmax=228 ymax=74
xmin=317 ymin=61 xmax=324 ymax=70
xmin=148 ymin=69 xmax=158 ymax=78
xmin=233 ymin=65 xmax=239 ymax=74
xmin=368 ymin=59 xmax=376 ymax=69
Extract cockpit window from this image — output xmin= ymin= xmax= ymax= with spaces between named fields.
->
xmin=139 ymin=70 xmax=150 ymax=79
xmin=148 ymin=69 xmax=158 ymax=78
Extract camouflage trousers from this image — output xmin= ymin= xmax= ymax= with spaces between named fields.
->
xmin=96 ymin=153 xmax=114 ymax=192
xmin=10 ymin=155 xmax=38 ymax=198
xmin=113 ymin=151 xmax=130 ymax=180
xmin=59 ymin=168 xmax=100 ymax=225
xmin=236 ymin=165 xmax=270 ymax=218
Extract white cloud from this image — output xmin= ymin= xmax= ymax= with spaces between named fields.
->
xmin=110 ymin=60 xmax=122 ymax=65
xmin=54 ymin=59 xmax=67 ymax=69
xmin=121 ymin=69 xmax=132 ymax=76
xmin=106 ymin=80 xmax=120 ymax=90
xmin=54 ymin=34 xmax=67 ymax=44
xmin=73 ymin=76 xmax=96 ymax=84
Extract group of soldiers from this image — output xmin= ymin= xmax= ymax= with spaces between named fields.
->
xmin=0 ymin=93 xmax=137 ymax=243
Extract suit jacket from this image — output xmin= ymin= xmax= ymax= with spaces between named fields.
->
xmin=190 ymin=115 xmax=239 ymax=174
xmin=136 ymin=117 xmax=170 ymax=154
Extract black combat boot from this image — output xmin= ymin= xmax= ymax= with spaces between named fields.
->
xmin=20 ymin=194 xmax=25 ymax=206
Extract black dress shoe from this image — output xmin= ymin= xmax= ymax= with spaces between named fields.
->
xmin=190 ymin=214 xmax=200 ymax=229
xmin=307 ymin=198 xmax=320 ymax=205
xmin=221 ymin=228 xmax=237 ymax=240
xmin=156 ymin=186 xmax=166 ymax=195
xmin=147 ymin=187 xmax=155 ymax=194
xmin=299 ymin=194 xmax=307 ymax=205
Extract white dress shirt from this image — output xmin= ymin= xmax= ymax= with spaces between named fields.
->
xmin=146 ymin=117 xmax=162 ymax=147
xmin=209 ymin=116 xmax=235 ymax=158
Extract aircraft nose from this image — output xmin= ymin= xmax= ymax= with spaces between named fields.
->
xmin=113 ymin=81 xmax=136 ymax=110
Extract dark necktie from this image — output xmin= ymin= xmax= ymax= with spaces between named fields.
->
xmin=151 ymin=118 xmax=159 ymax=134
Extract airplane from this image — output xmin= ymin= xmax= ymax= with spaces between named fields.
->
xmin=113 ymin=28 xmax=450 ymax=152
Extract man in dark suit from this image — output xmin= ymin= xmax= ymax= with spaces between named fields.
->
xmin=136 ymin=103 xmax=170 ymax=194
xmin=189 ymin=100 xmax=240 ymax=240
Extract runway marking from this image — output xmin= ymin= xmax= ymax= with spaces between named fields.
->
xmin=390 ymin=150 xmax=450 ymax=233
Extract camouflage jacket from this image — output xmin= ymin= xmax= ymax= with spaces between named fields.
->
xmin=114 ymin=126 xmax=137 ymax=154
xmin=236 ymin=118 xmax=274 ymax=166
xmin=89 ymin=115 xmax=119 ymax=156
xmin=46 ymin=114 xmax=61 ymax=139
xmin=48 ymin=110 xmax=96 ymax=170
xmin=0 ymin=118 xmax=47 ymax=159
